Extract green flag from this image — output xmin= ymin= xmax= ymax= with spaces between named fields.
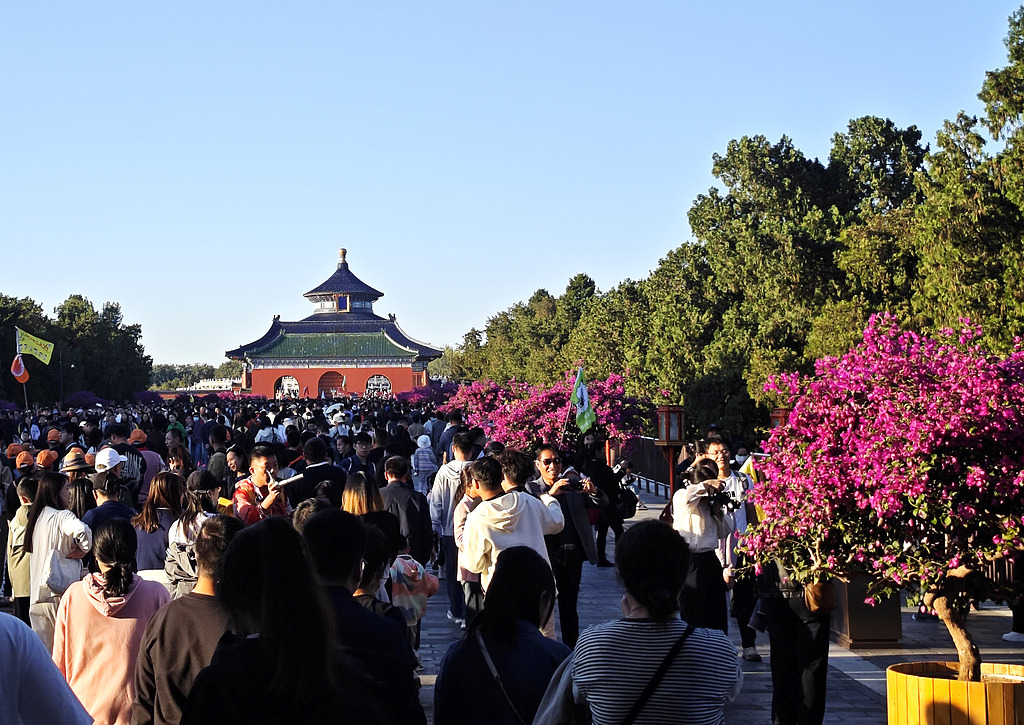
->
xmin=570 ymin=368 xmax=597 ymax=433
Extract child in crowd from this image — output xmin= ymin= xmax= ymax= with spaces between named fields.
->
xmin=412 ymin=435 xmax=439 ymax=496
xmin=389 ymin=535 xmax=439 ymax=652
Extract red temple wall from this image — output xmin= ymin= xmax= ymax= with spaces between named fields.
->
xmin=249 ymin=365 xmax=419 ymax=398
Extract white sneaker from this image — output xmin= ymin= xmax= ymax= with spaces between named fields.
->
xmin=447 ymin=610 xmax=465 ymax=627
xmin=1002 ymin=631 xmax=1024 ymax=642
xmin=742 ymin=646 xmax=762 ymax=662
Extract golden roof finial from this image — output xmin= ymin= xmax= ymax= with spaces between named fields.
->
xmin=339 ymin=247 xmax=348 ymax=265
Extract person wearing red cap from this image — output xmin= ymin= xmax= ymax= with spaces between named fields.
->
xmin=36 ymin=450 xmax=57 ymax=472
xmin=5 ymin=443 xmax=24 ymax=466
xmin=45 ymin=428 xmax=66 ymax=465
xmin=15 ymin=451 xmax=36 ymax=478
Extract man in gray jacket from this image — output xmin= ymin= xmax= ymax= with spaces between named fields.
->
xmin=428 ymin=431 xmax=474 ymax=625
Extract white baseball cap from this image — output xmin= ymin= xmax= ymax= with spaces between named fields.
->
xmin=94 ymin=447 xmax=128 ymax=472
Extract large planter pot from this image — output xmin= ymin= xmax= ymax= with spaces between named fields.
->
xmin=887 ymin=662 xmax=1024 ymax=724
xmin=830 ymin=577 xmax=902 ymax=648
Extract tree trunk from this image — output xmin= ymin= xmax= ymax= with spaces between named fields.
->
xmin=926 ymin=588 xmax=980 ymax=681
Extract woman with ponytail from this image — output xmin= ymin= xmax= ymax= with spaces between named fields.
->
xmin=535 ymin=520 xmax=742 ymax=725
xmin=165 ymin=470 xmax=221 ymax=598
xmin=53 ymin=517 xmax=169 ymax=725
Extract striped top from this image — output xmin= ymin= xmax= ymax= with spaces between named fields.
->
xmin=571 ymin=618 xmax=742 ymax=725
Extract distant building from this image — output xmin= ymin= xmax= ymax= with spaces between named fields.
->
xmin=226 ymin=249 xmax=441 ymax=398
xmin=187 ymin=378 xmax=242 ymax=392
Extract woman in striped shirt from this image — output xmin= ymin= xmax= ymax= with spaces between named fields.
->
xmin=538 ymin=520 xmax=742 ymax=725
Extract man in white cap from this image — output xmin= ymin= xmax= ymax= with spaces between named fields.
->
xmin=81 ymin=449 xmax=136 ymax=531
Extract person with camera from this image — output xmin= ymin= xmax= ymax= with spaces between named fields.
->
xmin=531 ymin=443 xmax=608 ymax=648
xmin=711 ymin=438 xmax=763 ymax=661
xmin=575 ymin=432 xmax=623 ymax=568
xmin=671 ymin=458 xmax=736 ymax=632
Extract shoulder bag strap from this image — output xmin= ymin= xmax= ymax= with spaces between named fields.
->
xmin=622 ymin=622 xmax=695 ymax=725
xmin=474 ymin=631 xmax=529 ymax=725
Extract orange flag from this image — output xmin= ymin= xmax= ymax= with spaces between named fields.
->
xmin=10 ymin=354 xmax=28 ymax=383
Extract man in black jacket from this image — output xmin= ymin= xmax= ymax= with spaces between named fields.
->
xmin=289 ymin=437 xmax=346 ymax=507
xmin=380 ymin=456 xmax=432 ymax=566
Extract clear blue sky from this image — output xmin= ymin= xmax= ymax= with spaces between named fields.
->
xmin=2 ymin=2 xmax=1020 ymax=365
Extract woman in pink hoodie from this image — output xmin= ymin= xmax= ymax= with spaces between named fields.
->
xmin=53 ymin=517 xmax=170 ymax=725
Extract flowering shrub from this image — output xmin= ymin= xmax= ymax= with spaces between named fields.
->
xmin=742 ymin=314 xmax=1024 ymax=680
xmin=396 ymin=382 xmax=459 ymax=409
xmin=440 ymin=371 xmax=653 ymax=452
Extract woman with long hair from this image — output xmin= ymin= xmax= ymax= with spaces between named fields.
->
xmin=25 ymin=471 xmax=92 ymax=651
xmin=167 ymin=445 xmax=196 ymax=479
xmin=133 ymin=471 xmax=184 ymax=575
xmin=61 ymin=451 xmax=97 ymax=522
xmin=180 ymin=517 xmax=387 ymax=724
xmin=536 ymin=521 xmax=741 ymax=725
xmin=342 ymin=471 xmax=385 ymax=516
xmin=344 ymin=472 xmax=402 ymax=568
xmin=436 ymin=546 xmax=568 ymax=725
xmin=224 ymin=444 xmax=247 ymax=496
xmin=53 ymin=518 xmax=169 ymax=724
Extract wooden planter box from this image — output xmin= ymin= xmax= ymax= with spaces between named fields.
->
xmin=887 ymin=662 xmax=1024 ymax=724
xmin=830 ymin=577 xmax=902 ymax=648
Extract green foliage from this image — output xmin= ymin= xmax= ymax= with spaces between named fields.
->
xmin=214 ymin=360 xmax=244 ymax=379
xmin=426 ymin=347 xmax=456 ymax=380
xmin=150 ymin=363 xmax=216 ymax=390
xmin=913 ymin=113 xmax=1024 ymax=352
xmin=0 ymin=293 xmax=152 ymax=405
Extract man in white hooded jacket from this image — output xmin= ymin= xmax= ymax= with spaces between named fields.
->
xmin=461 ymin=457 xmax=564 ymax=591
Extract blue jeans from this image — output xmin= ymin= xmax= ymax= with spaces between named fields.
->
xmin=442 ymin=536 xmax=464 ymax=618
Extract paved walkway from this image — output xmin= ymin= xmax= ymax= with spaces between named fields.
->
xmin=416 ymin=491 xmax=1024 ymax=724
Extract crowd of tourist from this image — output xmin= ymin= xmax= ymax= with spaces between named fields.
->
xmin=0 ymin=396 xmax=814 ymax=725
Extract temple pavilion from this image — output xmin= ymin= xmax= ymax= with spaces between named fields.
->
xmin=226 ymin=249 xmax=441 ymax=398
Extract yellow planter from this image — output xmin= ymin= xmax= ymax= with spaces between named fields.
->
xmin=887 ymin=662 xmax=1024 ymax=724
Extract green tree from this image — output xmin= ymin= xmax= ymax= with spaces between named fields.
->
xmin=980 ymin=7 xmax=1024 ymax=209
xmin=0 ymin=295 xmax=57 ymax=404
xmin=563 ymin=279 xmax=648 ymax=384
xmin=214 ymin=360 xmax=244 ymax=379
xmin=688 ymin=134 xmax=843 ymax=405
xmin=913 ymin=113 xmax=1024 ymax=351
xmin=150 ymin=363 xmax=215 ymax=390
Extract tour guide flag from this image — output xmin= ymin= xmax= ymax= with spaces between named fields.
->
xmin=570 ymin=368 xmax=597 ymax=433
xmin=10 ymin=354 xmax=28 ymax=383
xmin=16 ymin=328 xmax=54 ymax=365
